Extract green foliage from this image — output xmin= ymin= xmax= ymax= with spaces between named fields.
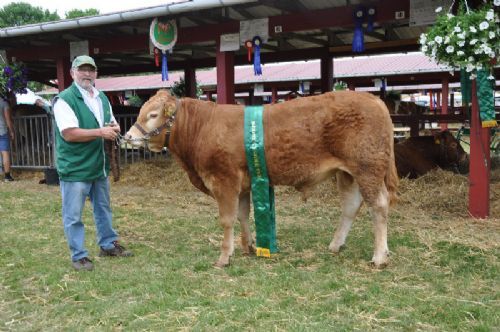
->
xmin=0 ymin=2 xmax=59 ymax=27
xmin=420 ymin=1 xmax=499 ymax=79
xmin=126 ymin=95 xmax=143 ymax=107
xmin=0 ymin=61 xmax=28 ymax=99
xmin=333 ymin=80 xmax=348 ymax=91
xmin=170 ymin=77 xmax=203 ymax=98
xmin=65 ymin=8 xmax=99 ymax=19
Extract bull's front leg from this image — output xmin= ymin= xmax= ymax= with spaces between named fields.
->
xmin=213 ymin=192 xmax=239 ymax=268
xmin=238 ymin=192 xmax=255 ymax=255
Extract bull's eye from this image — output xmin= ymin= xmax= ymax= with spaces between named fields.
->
xmin=148 ymin=112 xmax=158 ymax=119
xmin=450 ymin=142 xmax=457 ymax=149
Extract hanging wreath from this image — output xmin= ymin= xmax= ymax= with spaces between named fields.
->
xmin=150 ymin=18 xmax=178 ymax=81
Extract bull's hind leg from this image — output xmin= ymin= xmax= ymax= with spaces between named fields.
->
xmin=329 ymin=171 xmax=363 ymax=253
xmin=238 ymin=192 xmax=255 ymax=255
xmin=358 ymin=179 xmax=390 ymax=268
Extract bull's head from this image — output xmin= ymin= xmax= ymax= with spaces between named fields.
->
xmin=124 ymin=89 xmax=178 ymax=152
xmin=434 ymin=130 xmax=469 ymax=174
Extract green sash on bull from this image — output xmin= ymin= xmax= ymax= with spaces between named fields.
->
xmin=244 ymin=106 xmax=278 ymax=257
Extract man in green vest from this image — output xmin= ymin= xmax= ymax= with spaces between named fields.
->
xmin=53 ymin=55 xmax=132 ymax=271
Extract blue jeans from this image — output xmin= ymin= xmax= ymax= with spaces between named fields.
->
xmin=60 ymin=177 xmax=118 ymax=261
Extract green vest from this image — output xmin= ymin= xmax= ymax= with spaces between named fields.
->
xmin=55 ymin=83 xmax=112 ymax=181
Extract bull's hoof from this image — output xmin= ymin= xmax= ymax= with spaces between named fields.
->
xmin=213 ymin=260 xmax=230 ymax=268
xmin=369 ymin=259 xmax=389 ymax=269
xmin=329 ymin=244 xmax=346 ymax=254
xmin=242 ymin=244 xmax=256 ymax=256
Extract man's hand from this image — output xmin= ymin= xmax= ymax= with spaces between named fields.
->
xmin=100 ymin=126 xmax=119 ymax=140
xmin=9 ymin=130 xmax=14 ymax=141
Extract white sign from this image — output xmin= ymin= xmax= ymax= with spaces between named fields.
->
xmin=220 ymin=33 xmax=240 ymax=52
xmin=410 ymin=0 xmax=453 ymax=26
xmin=70 ymin=41 xmax=89 ymax=60
xmin=240 ymin=18 xmax=269 ymax=44
xmin=0 ymin=50 xmax=7 ymax=64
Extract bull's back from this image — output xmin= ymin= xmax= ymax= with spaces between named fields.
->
xmin=263 ymin=91 xmax=393 ymax=186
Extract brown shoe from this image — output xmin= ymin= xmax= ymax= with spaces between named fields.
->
xmin=99 ymin=241 xmax=133 ymax=257
xmin=72 ymin=257 xmax=94 ymax=271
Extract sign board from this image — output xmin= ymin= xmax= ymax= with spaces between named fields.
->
xmin=220 ymin=33 xmax=240 ymax=52
xmin=0 ymin=50 xmax=7 ymax=64
xmin=240 ymin=18 xmax=269 ymax=44
xmin=70 ymin=41 xmax=89 ymax=60
xmin=410 ymin=0 xmax=453 ymax=26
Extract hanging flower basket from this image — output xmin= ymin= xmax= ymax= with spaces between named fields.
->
xmin=0 ymin=62 xmax=28 ymax=99
xmin=419 ymin=0 xmax=499 ymax=79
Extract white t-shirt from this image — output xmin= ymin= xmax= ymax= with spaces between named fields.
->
xmin=53 ymin=84 xmax=116 ymax=134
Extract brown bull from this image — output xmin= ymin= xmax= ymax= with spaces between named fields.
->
xmin=125 ymin=90 xmax=398 ymax=268
xmin=394 ymin=130 xmax=469 ymax=179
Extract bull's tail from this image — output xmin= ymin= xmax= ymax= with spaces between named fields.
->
xmin=385 ymin=143 xmax=399 ymax=206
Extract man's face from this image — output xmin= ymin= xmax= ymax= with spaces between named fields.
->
xmin=71 ymin=64 xmax=97 ymax=91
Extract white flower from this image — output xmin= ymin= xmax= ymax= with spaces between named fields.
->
xmin=447 ymin=13 xmax=454 ymax=19
xmin=421 ymin=45 xmax=428 ymax=52
xmin=468 ymin=56 xmax=475 ymax=62
xmin=487 ymin=75 xmax=495 ymax=80
xmin=479 ymin=21 xmax=489 ymax=30
xmin=458 ymin=41 xmax=466 ymax=47
xmin=419 ymin=33 xmax=427 ymax=44
xmin=482 ymin=45 xmax=492 ymax=54
xmin=446 ymin=45 xmax=454 ymax=53
xmin=435 ymin=6 xmax=442 ymax=13
xmin=457 ymin=33 xmax=466 ymax=39
xmin=486 ymin=10 xmax=494 ymax=21
xmin=494 ymin=0 xmax=500 ymax=6
xmin=489 ymin=31 xmax=496 ymax=39
xmin=466 ymin=64 xmax=475 ymax=72
xmin=470 ymin=26 xmax=477 ymax=33
xmin=434 ymin=36 xmax=443 ymax=44
xmin=454 ymin=26 xmax=461 ymax=33
xmin=444 ymin=36 xmax=450 ymax=44
xmin=470 ymin=73 xmax=477 ymax=80
xmin=457 ymin=51 xmax=465 ymax=56
xmin=470 ymin=39 xmax=478 ymax=45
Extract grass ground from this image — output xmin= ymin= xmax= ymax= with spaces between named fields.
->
xmin=0 ymin=160 xmax=499 ymax=331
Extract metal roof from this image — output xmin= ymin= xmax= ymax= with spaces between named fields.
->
xmin=37 ymin=52 xmax=460 ymax=94
xmin=0 ymin=0 xmax=426 ymax=84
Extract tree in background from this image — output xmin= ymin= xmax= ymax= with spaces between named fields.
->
xmin=65 ymin=9 xmax=100 ymax=19
xmin=170 ymin=77 xmax=203 ymax=98
xmin=0 ymin=2 xmax=101 ymax=28
xmin=0 ymin=2 xmax=59 ymax=27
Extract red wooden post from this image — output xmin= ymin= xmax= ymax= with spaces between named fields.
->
xmin=216 ymin=38 xmax=235 ymax=105
xmin=320 ymin=53 xmax=333 ymax=93
xmin=56 ymin=57 xmax=72 ymax=91
xmin=184 ymin=66 xmax=197 ymax=98
xmin=468 ymin=80 xmax=490 ymax=218
xmin=271 ymin=86 xmax=278 ymax=104
xmin=440 ymin=76 xmax=449 ymax=130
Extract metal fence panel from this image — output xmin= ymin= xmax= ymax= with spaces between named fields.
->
xmin=10 ymin=111 xmax=168 ymax=171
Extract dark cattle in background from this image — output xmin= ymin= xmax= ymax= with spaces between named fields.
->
xmin=384 ymin=99 xmax=428 ymax=115
xmin=394 ymin=130 xmax=469 ymax=179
